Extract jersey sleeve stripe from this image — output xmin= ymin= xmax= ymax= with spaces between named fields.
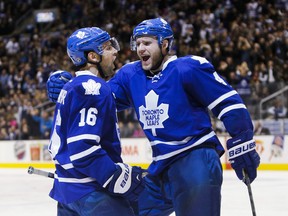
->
xmin=67 ymin=134 xmax=101 ymax=144
xmin=55 ymin=160 xmax=74 ymax=169
xmin=217 ymin=104 xmax=247 ymax=119
xmin=153 ymin=131 xmax=215 ymax=161
xmin=102 ymin=175 xmax=114 ymax=188
xmin=70 ymin=145 xmax=101 ymax=161
xmin=150 ymin=136 xmax=193 ymax=146
xmin=55 ymin=174 xmax=96 ymax=183
xmin=208 ymin=90 xmax=238 ymax=110
xmin=61 ymin=163 xmax=74 ymax=169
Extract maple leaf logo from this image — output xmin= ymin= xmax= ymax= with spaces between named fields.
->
xmin=76 ymin=31 xmax=86 ymax=39
xmin=82 ymin=79 xmax=101 ymax=95
xmin=139 ymin=90 xmax=169 ymax=136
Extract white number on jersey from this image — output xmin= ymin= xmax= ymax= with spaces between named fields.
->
xmin=79 ymin=107 xmax=98 ymax=126
xmin=48 ymin=109 xmax=61 ymax=158
xmin=213 ymin=72 xmax=227 ymax=85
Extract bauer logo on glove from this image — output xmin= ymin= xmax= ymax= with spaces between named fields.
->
xmin=114 ymin=163 xmax=132 ymax=194
xmin=104 ymin=163 xmax=145 ymax=201
xmin=228 ymin=141 xmax=256 ymax=160
xmin=227 ymin=130 xmax=260 ymax=184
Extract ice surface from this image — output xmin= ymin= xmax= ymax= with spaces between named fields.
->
xmin=0 ymin=169 xmax=287 ymax=216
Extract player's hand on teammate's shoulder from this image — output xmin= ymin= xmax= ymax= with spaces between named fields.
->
xmin=47 ymin=70 xmax=72 ymax=102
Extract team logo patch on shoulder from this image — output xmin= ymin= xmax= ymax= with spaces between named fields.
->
xmin=82 ymin=79 xmax=101 ymax=95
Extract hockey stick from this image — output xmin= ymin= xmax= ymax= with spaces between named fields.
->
xmin=27 ymin=166 xmax=148 ymax=179
xmin=242 ymin=169 xmax=256 ymax=216
xmin=27 ymin=166 xmax=55 ymax=179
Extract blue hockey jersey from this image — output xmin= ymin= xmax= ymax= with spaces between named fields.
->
xmin=48 ymin=70 xmax=121 ymax=204
xmin=109 ymin=55 xmax=253 ymax=175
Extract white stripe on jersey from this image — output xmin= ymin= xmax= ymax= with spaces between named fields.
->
xmin=61 ymin=163 xmax=74 ymax=169
xmin=153 ymin=131 xmax=215 ymax=161
xmin=150 ymin=136 xmax=193 ymax=146
xmin=55 ymin=174 xmax=96 ymax=183
xmin=54 ymin=160 xmax=74 ymax=169
xmin=70 ymin=145 xmax=101 ymax=161
xmin=67 ymin=134 xmax=101 ymax=144
xmin=208 ymin=90 xmax=238 ymax=110
xmin=217 ymin=104 xmax=247 ymax=119
xmin=103 ymin=175 xmax=114 ymax=188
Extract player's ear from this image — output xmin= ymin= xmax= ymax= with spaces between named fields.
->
xmin=161 ymin=39 xmax=169 ymax=54
xmin=87 ymin=51 xmax=100 ymax=63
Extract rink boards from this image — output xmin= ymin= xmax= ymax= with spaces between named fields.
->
xmin=0 ymin=135 xmax=287 ymax=170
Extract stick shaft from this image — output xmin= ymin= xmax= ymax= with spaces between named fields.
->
xmin=243 ymin=170 xmax=256 ymax=216
xmin=28 ymin=166 xmax=54 ymax=179
xmin=247 ymin=182 xmax=256 ymax=216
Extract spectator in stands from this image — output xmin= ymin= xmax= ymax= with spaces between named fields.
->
xmin=5 ymin=36 xmax=20 ymax=55
xmin=0 ymin=0 xmax=287 ymax=139
xmin=20 ymin=118 xmax=31 ymax=140
xmin=266 ymin=98 xmax=287 ymax=120
xmin=132 ymin=123 xmax=145 ymax=138
xmin=235 ymin=61 xmax=252 ymax=105
xmin=0 ymin=68 xmax=9 ymax=96
xmin=30 ymin=109 xmax=53 ymax=139
xmin=266 ymin=60 xmax=278 ymax=93
xmin=119 ymin=121 xmax=135 ymax=138
xmin=237 ymin=35 xmax=252 ymax=67
xmin=254 ymin=120 xmax=270 ymax=135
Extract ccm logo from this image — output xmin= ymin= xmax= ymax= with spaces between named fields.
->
xmin=120 ymin=164 xmax=130 ymax=188
xmin=229 ymin=142 xmax=256 ymax=158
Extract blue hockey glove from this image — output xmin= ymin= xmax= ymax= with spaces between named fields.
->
xmin=106 ymin=163 xmax=145 ymax=201
xmin=46 ymin=70 xmax=72 ymax=102
xmin=227 ymin=130 xmax=260 ymax=184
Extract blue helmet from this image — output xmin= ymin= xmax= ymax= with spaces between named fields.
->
xmin=130 ymin=18 xmax=174 ymax=51
xmin=67 ymin=27 xmax=119 ymax=66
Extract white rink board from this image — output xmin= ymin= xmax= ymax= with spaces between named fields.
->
xmin=0 ymin=169 xmax=287 ymax=216
xmin=1 ymin=135 xmax=288 ymax=170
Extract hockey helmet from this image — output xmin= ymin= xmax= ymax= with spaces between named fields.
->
xmin=67 ymin=27 xmax=120 ymax=66
xmin=130 ymin=18 xmax=174 ymax=51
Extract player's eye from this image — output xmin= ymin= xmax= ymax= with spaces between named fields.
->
xmin=137 ymin=41 xmax=148 ymax=48
xmin=105 ymin=45 xmax=113 ymax=50
xmin=102 ymin=41 xmax=114 ymax=51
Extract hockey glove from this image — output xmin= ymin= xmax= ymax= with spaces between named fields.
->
xmin=106 ymin=163 xmax=145 ymax=201
xmin=227 ymin=130 xmax=260 ymax=184
xmin=46 ymin=70 xmax=72 ymax=102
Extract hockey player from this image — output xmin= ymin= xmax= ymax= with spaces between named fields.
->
xmin=48 ymin=27 xmax=144 ymax=216
xmin=47 ymin=18 xmax=260 ymax=216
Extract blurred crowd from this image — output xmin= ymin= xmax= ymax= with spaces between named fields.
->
xmin=0 ymin=0 xmax=288 ymax=140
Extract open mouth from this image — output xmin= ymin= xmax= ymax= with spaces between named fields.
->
xmin=112 ymin=62 xmax=116 ymax=71
xmin=142 ymin=56 xmax=150 ymax=62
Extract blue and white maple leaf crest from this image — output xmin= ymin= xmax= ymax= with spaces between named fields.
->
xmin=76 ymin=31 xmax=86 ymax=39
xmin=139 ymin=90 xmax=169 ymax=136
xmin=82 ymin=79 xmax=101 ymax=95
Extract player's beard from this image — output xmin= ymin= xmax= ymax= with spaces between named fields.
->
xmin=142 ymin=49 xmax=164 ymax=74
xmin=149 ymin=51 xmax=164 ymax=74
xmin=102 ymin=62 xmax=116 ymax=79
